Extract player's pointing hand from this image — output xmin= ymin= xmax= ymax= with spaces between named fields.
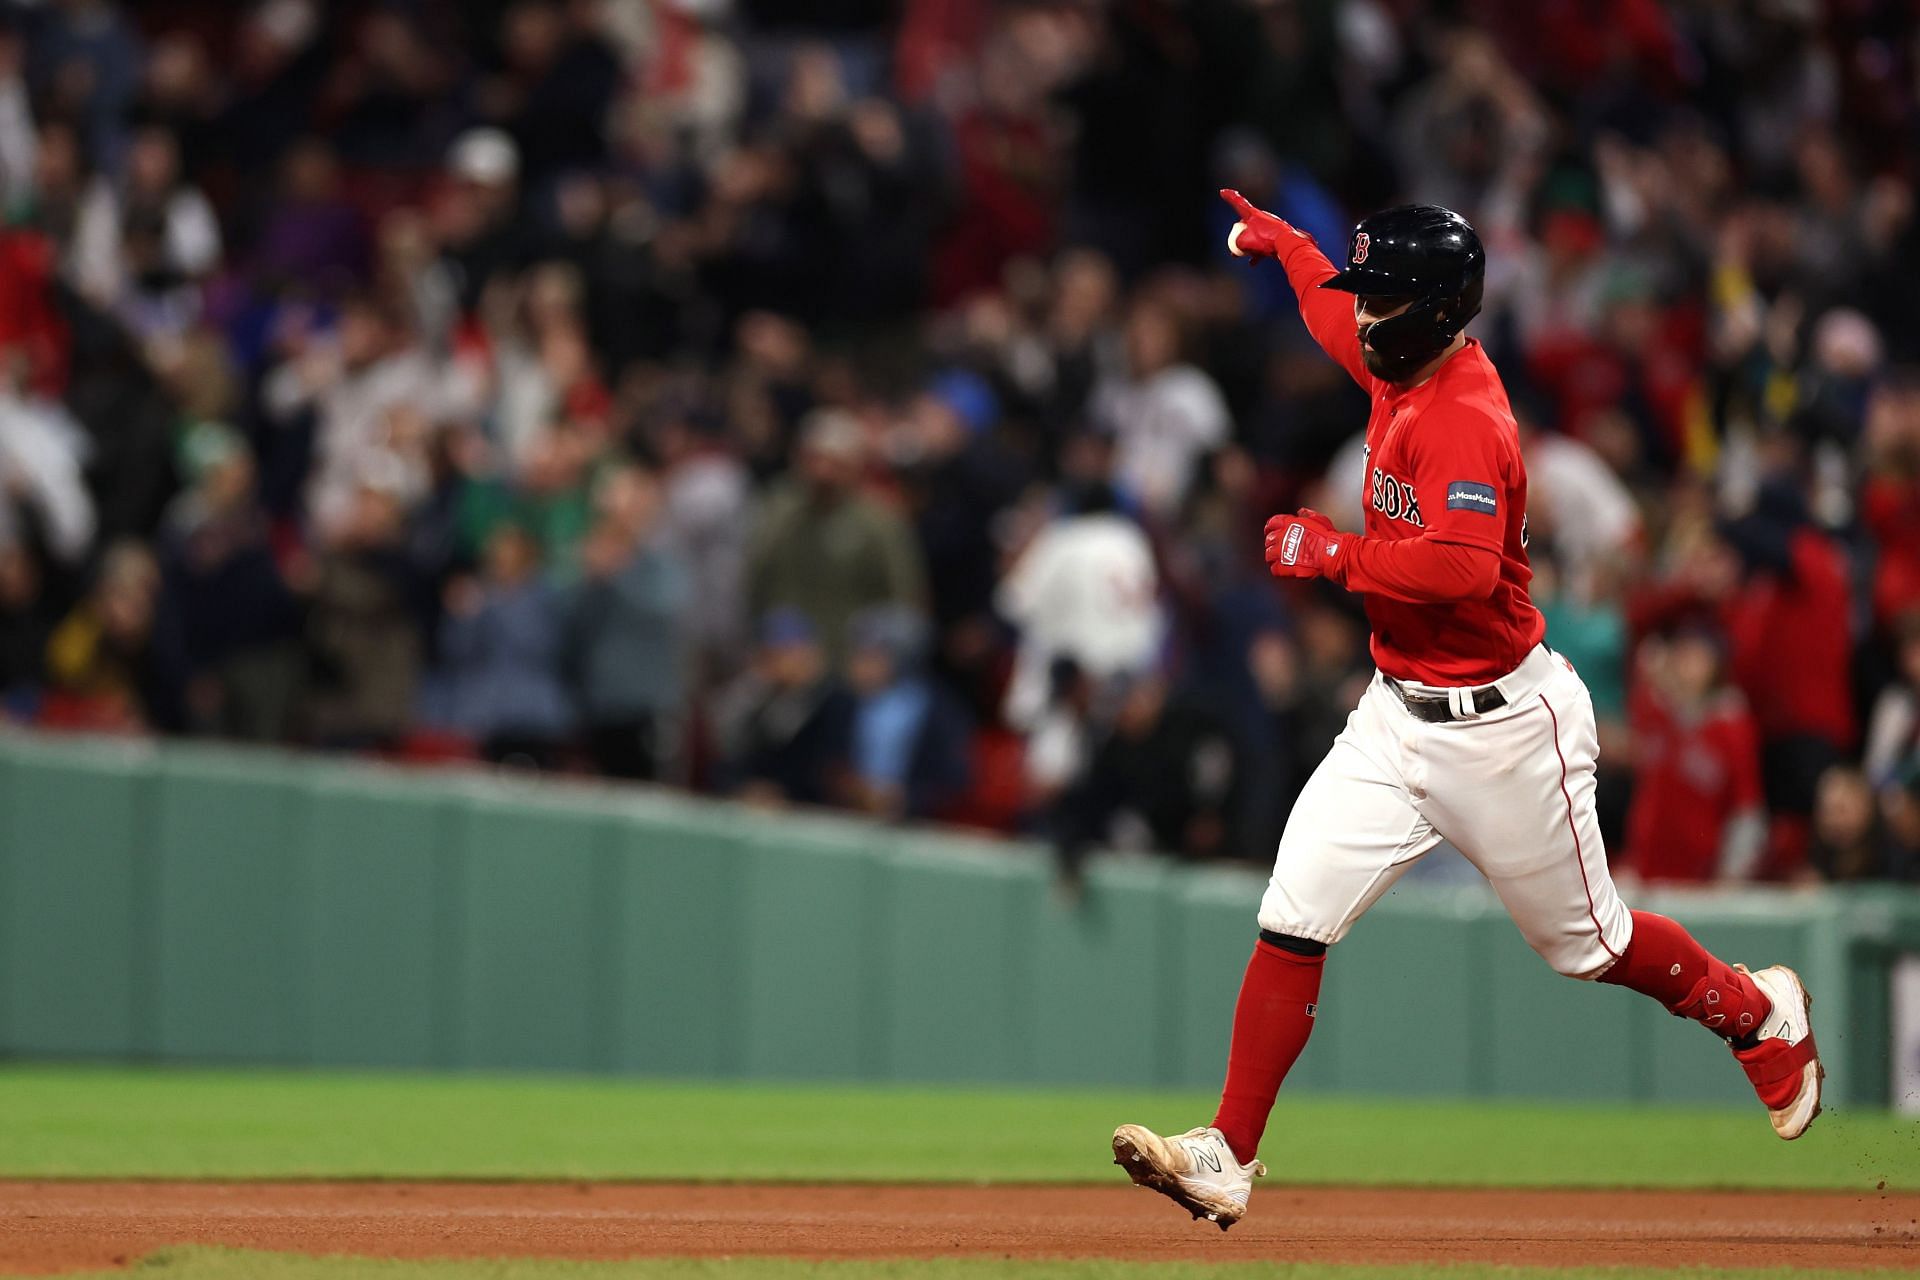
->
xmin=1264 ymin=511 xmax=1350 ymax=581
xmin=1221 ymin=188 xmax=1293 ymax=261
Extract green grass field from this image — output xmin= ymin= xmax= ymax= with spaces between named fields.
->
xmin=0 ymin=1065 xmax=1914 ymax=1189
xmin=4 ymin=1067 xmax=1917 ymax=1280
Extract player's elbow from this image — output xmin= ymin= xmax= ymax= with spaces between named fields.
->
xmin=1462 ymin=552 xmax=1501 ymax=600
xmin=1425 ymin=543 xmax=1501 ymax=602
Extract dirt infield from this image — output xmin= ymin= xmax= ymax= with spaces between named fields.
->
xmin=1 ymin=1180 xmax=1917 ymax=1274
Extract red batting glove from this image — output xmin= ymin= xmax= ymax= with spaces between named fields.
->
xmin=1264 ymin=511 xmax=1351 ymax=580
xmin=1294 ymin=507 xmax=1337 ymax=535
xmin=1221 ymin=188 xmax=1295 ymax=261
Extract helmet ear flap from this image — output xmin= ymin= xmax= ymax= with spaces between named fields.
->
xmin=1365 ymin=297 xmax=1444 ymax=354
xmin=1360 ymin=287 xmax=1475 ymax=378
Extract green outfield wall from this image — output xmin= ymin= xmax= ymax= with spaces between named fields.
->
xmin=2 ymin=730 xmax=1916 ymax=1106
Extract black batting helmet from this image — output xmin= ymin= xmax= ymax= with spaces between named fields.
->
xmin=1320 ymin=204 xmax=1484 ymax=380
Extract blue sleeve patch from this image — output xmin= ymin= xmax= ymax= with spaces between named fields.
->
xmin=1446 ymin=480 xmax=1499 ymax=515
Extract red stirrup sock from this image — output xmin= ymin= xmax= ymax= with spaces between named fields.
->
xmin=1211 ymin=939 xmax=1325 ymax=1164
xmin=1598 ymin=910 xmax=1771 ymax=1041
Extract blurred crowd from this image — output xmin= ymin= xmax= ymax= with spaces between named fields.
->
xmin=3 ymin=0 xmax=1920 ymax=886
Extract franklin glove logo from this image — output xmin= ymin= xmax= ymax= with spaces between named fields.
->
xmin=1281 ymin=523 xmax=1304 ymax=565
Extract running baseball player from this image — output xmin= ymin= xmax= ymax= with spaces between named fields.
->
xmin=1112 ymin=192 xmax=1823 ymax=1230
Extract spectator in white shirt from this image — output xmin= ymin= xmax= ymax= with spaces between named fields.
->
xmin=997 ymin=479 xmax=1162 ymax=736
xmin=1091 ymin=297 xmax=1231 ymax=520
xmin=261 ymin=293 xmax=443 ymax=542
xmin=1522 ymin=418 xmax=1642 ymax=602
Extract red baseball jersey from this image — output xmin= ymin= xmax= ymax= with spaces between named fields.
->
xmin=1280 ymin=233 xmax=1544 ymax=685
xmin=1721 ymin=527 xmax=1855 ymax=749
xmin=1623 ymin=683 xmax=1764 ymax=882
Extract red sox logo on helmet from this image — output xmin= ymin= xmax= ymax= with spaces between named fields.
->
xmin=1354 ymin=232 xmax=1370 ymax=264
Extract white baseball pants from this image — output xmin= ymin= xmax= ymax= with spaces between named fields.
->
xmin=1259 ymin=644 xmax=1634 ymax=978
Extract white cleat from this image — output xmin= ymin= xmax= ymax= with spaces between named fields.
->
xmin=1732 ymin=964 xmax=1824 ymax=1140
xmin=1112 ymin=1123 xmax=1265 ymax=1230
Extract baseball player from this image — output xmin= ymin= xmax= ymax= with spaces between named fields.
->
xmin=1112 ymin=193 xmax=1823 ymax=1230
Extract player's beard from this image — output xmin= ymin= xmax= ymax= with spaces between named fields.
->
xmin=1359 ymin=322 xmax=1428 ymax=382
xmin=1358 ymin=327 xmax=1398 ymax=379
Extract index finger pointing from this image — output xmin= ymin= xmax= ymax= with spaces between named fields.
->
xmin=1220 ymin=188 xmax=1257 ymax=220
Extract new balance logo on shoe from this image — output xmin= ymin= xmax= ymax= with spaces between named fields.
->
xmin=1113 ymin=1124 xmax=1266 ymax=1231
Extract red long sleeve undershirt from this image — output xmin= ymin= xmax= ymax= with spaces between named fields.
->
xmin=1330 ymin=536 xmax=1502 ymax=604
xmin=1276 ymin=233 xmax=1371 ymax=387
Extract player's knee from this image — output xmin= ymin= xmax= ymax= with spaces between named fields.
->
xmin=1537 ymin=940 xmax=1612 ymax=981
xmin=1258 ymin=928 xmax=1329 ymax=957
xmin=1254 ymin=894 xmax=1340 ymax=949
xmin=1530 ymin=901 xmax=1633 ymax=980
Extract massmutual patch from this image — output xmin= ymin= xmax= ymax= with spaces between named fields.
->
xmin=1446 ymin=480 xmax=1498 ymax=515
